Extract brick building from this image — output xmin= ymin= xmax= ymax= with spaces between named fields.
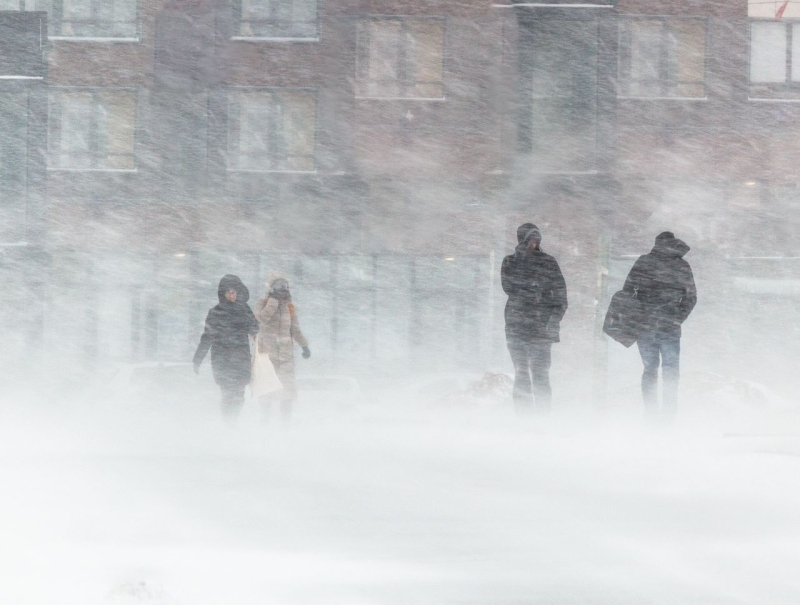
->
xmin=1 ymin=0 xmax=797 ymax=396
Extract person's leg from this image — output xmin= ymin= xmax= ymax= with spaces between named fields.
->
xmin=220 ymin=384 xmax=244 ymax=423
xmin=507 ymin=337 xmax=533 ymax=414
xmin=637 ymin=332 xmax=661 ymax=417
xmin=259 ymin=394 xmax=272 ymax=424
xmin=529 ymin=340 xmax=552 ymax=413
xmin=278 ymin=360 xmax=297 ymax=424
xmin=660 ymin=334 xmax=681 ymax=421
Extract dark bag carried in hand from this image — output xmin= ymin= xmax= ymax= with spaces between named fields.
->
xmin=603 ymin=289 xmax=646 ymax=348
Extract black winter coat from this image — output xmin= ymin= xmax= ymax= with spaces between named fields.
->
xmin=193 ymin=275 xmax=259 ymax=389
xmin=622 ymin=236 xmax=697 ymax=336
xmin=502 ymin=244 xmax=568 ymax=343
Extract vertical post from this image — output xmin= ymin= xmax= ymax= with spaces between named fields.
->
xmin=330 ymin=254 xmax=339 ymax=370
xmin=370 ymin=253 xmax=378 ymax=364
xmin=592 ymin=235 xmax=609 ymax=411
xmin=409 ymin=256 xmax=418 ymax=372
xmin=486 ymin=249 xmax=495 ymax=370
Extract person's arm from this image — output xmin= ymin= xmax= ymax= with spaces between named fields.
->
xmin=193 ymin=311 xmax=214 ymax=372
xmin=501 ymin=255 xmax=516 ymax=296
xmin=678 ymin=264 xmax=697 ymax=323
xmin=550 ymin=258 xmax=568 ymax=321
xmin=623 ymin=257 xmax=646 ymax=295
xmin=245 ymin=304 xmax=259 ymax=336
xmin=289 ymin=305 xmax=310 ymax=358
xmin=258 ymin=297 xmax=279 ymax=324
xmin=289 ymin=305 xmax=310 ymax=355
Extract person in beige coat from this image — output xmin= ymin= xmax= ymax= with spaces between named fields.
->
xmin=256 ymin=273 xmax=310 ymax=422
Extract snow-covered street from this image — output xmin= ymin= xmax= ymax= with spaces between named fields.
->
xmin=2 ymin=401 xmax=799 ymax=605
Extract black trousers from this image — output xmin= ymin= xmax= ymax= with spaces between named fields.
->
xmin=219 ymin=382 xmax=246 ymax=421
xmin=507 ymin=337 xmax=552 ymax=413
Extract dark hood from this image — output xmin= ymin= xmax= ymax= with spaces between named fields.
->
xmin=652 ymin=232 xmax=690 ymax=259
xmin=217 ymin=274 xmax=250 ymax=304
xmin=515 ymin=224 xmax=543 ymax=256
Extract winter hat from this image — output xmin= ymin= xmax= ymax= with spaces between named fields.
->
xmin=267 ymin=271 xmax=288 ymax=289
xmin=517 ymin=223 xmax=542 ymax=246
xmin=517 ymin=223 xmax=536 ymax=243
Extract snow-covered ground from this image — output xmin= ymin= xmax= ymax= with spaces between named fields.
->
xmin=1 ymin=392 xmax=799 ymax=605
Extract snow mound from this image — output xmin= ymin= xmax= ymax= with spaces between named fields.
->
xmin=105 ymin=580 xmax=175 ymax=605
xmin=435 ymin=372 xmax=513 ymax=408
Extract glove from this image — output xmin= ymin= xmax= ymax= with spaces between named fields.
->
xmin=302 ymin=347 xmax=311 ymax=360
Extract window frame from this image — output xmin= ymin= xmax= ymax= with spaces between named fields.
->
xmin=47 ymin=0 xmax=141 ymax=42
xmin=617 ymin=16 xmax=708 ymax=100
xmin=226 ymin=87 xmax=319 ymax=174
xmin=231 ymin=0 xmax=320 ymax=42
xmin=355 ymin=15 xmax=446 ymax=101
xmin=748 ymin=19 xmax=800 ymax=100
xmin=0 ymin=1 xmax=38 ymax=9
xmin=47 ymin=87 xmax=139 ymax=172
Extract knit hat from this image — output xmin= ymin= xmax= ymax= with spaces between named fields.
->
xmin=266 ymin=271 xmax=288 ymax=289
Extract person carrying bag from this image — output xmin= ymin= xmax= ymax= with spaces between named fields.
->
xmin=250 ymin=334 xmax=283 ymax=398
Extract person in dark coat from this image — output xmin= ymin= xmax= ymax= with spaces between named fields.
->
xmin=502 ymin=223 xmax=568 ymax=414
xmin=193 ymin=274 xmax=259 ymax=420
xmin=623 ymin=232 xmax=697 ymax=420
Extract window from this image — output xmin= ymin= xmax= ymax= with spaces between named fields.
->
xmin=37 ymin=0 xmax=138 ymax=39
xmin=749 ymin=21 xmax=800 ymax=96
xmin=356 ymin=18 xmax=444 ymax=99
xmin=618 ymin=18 xmax=706 ymax=98
xmin=0 ymin=1 xmax=37 ymax=9
xmin=48 ymin=90 xmax=136 ymax=170
xmin=227 ymin=90 xmax=316 ymax=172
xmin=0 ymin=94 xmax=27 ymax=243
xmin=522 ymin=18 xmax=598 ymax=173
xmin=233 ymin=0 xmax=317 ymax=39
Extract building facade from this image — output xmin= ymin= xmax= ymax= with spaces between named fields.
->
xmin=1 ymin=0 xmax=797 ymax=396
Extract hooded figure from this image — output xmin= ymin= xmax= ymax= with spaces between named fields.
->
xmin=622 ymin=232 xmax=697 ymax=420
xmin=255 ymin=273 xmax=310 ymax=422
xmin=501 ymin=223 xmax=568 ymax=413
xmin=193 ymin=275 xmax=258 ymax=419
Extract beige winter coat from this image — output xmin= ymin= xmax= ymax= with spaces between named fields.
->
xmin=255 ymin=297 xmax=308 ymax=363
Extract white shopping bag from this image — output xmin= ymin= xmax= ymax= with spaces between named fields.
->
xmin=250 ymin=336 xmax=283 ymax=397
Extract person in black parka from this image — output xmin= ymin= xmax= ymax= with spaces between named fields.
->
xmin=502 ymin=223 xmax=568 ymax=414
xmin=193 ymin=274 xmax=258 ymax=419
xmin=623 ymin=232 xmax=697 ymax=419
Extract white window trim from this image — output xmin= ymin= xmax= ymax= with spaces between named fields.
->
xmin=491 ymin=3 xmax=613 ymax=7
xmin=46 ymin=167 xmax=139 ymax=173
xmin=530 ymin=170 xmax=600 ymax=176
xmin=231 ymin=36 xmax=319 ymax=42
xmin=226 ymin=168 xmax=318 ymax=174
xmin=354 ymin=96 xmax=447 ymax=102
xmin=49 ymin=37 xmax=140 ymax=43
xmin=617 ymin=96 xmax=708 ymax=101
xmin=748 ymin=97 xmax=800 ymax=103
